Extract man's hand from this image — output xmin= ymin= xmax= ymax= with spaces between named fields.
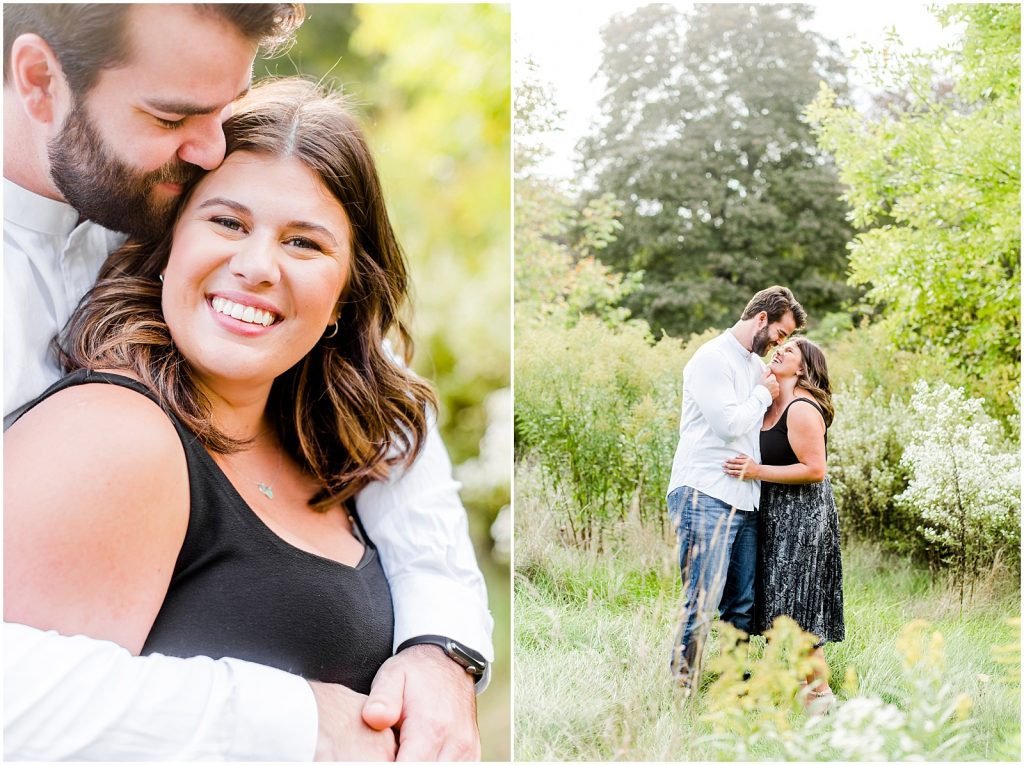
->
xmin=724 ymin=453 xmax=760 ymax=480
xmin=309 ymin=681 xmax=397 ymax=761
xmin=760 ymin=368 xmax=780 ymax=400
xmin=362 ymin=644 xmax=480 ymax=761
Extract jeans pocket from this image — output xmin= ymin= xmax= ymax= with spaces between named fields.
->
xmin=667 ymin=486 xmax=689 ymax=533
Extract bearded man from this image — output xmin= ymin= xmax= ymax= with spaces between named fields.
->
xmin=666 ymin=286 xmax=805 ymax=692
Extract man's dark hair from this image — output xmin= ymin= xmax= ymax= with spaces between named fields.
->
xmin=741 ymin=286 xmax=807 ymax=329
xmin=3 ymin=4 xmax=304 ymax=95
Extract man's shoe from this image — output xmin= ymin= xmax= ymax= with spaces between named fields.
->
xmin=671 ymin=642 xmax=703 ymax=696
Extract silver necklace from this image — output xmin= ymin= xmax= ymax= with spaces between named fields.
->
xmin=255 ymin=449 xmax=284 ymax=500
xmin=222 ymin=445 xmax=284 ymax=501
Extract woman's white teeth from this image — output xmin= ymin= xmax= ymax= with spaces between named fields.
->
xmin=212 ymin=297 xmax=275 ymax=326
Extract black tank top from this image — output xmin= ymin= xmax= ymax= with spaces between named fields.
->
xmin=13 ymin=370 xmax=394 ymax=693
xmin=759 ymin=397 xmax=827 ymax=467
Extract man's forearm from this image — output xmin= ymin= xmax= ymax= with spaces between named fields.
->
xmin=4 ymin=622 xmax=317 ymax=761
xmin=356 ymin=419 xmax=494 ymax=661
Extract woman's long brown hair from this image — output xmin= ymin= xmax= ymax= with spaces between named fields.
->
xmin=794 ymin=337 xmax=834 ymax=428
xmin=60 ymin=78 xmax=436 ymax=510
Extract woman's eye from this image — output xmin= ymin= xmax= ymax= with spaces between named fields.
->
xmin=211 ymin=217 xmax=245 ymax=232
xmin=285 ymin=236 xmax=322 ymax=251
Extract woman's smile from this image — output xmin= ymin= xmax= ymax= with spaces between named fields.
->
xmin=209 ymin=294 xmax=281 ymax=328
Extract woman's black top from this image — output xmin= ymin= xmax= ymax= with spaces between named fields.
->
xmin=760 ymin=397 xmax=827 ymax=466
xmin=14 ymin=370 xmax=394 ymax=693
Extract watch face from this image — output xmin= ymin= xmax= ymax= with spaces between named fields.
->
xmin=448 ymin=640 xmax=487 ymax=675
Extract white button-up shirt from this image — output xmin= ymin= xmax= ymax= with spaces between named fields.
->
xmin=3 ymin=178 xmax=127 ymax=415
xmin=3 ymin=179 xmax=493 ymax=760
xmin=667 ymin=330 xmax=772 ymax=512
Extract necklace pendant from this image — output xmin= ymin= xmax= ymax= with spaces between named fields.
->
xmin=257 ymin=482 xmax=274 ymax=500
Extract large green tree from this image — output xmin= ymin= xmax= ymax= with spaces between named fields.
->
xmin=580 ymin=3 xmax=858 ymax=337
xmin=807 ymin=4 xmax=1020 ymax=401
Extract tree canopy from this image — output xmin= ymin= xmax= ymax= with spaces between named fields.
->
xmin=807 ymin=3 xmax=1020 ymax=400
xmin=581 ymin=3 xmax=859 ymax=337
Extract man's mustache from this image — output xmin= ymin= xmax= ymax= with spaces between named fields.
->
xmin=151 ymin=163 xmax=201 ymax=187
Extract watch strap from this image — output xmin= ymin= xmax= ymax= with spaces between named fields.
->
xmin=396 ymin=634 xmax=488 ymax=679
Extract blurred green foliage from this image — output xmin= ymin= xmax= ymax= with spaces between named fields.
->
xmin=256 ymin=6 xmax=510 ymax=758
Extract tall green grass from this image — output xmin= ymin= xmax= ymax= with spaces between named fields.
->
xmin=514 ymin=461 xmax=1021 ymax=761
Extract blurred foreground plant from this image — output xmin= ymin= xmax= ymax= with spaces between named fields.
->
xmin=699 ymin=619 xmax=981 ymax=761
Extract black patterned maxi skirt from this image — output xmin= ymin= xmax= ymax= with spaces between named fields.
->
xmin=754 ymin=478 xmax=845 ymax=643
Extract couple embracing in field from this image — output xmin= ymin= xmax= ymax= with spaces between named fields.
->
xmin=667 ymin=285 xmax=845 ymax=712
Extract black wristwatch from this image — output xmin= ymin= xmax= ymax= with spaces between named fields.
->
xmin=396 ymin=634 xmax=488 ymax=681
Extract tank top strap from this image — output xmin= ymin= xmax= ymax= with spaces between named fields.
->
xmin=786 ymin=396 xmax=829 ymax=448
xmin=5 ymin=369 xmax=202 ymax=452
xmin=7 ymin=368 xmax=159 ymax=420
xmin=786 ymin=396 xmax=825 ymax=423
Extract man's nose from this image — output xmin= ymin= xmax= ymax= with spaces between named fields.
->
xmin=177 ymin=116 xmax=227 ymax=171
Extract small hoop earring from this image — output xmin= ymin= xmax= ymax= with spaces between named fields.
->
xmin=158 ymin=274 xmax=165 ymax=283
xmin=323 ymin=321 xmax=339 ymax=339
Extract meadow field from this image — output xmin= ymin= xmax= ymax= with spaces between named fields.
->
xmin=514 ymin=461 xmax=1021 ymax=761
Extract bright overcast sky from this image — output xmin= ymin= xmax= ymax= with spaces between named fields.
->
xmin=514 ymin=1 xmax=959 ymax=180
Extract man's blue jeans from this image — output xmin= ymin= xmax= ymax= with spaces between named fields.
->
xmin=668 ymin=486 xmax=757 ymax=676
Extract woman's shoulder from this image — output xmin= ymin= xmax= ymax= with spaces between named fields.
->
xmin=6 ymin=374 xmax=186 ymax=478
xmin=787 ymin=395 xmax=826 ymax=428
xmin=4 ymin=374 xmax=190 ymax=654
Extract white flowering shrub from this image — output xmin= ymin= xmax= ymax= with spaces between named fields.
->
xmin=456 ymin=387 xmax=512 ymax=559
xmin=828 ymin=374 xmax=916 ymax=551
xmin=897 ymin=381 xmax=1021 ymax=578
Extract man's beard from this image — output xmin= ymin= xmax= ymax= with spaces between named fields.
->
xmin=751 ymin=326 xmax=772 ymax=356
xmin=47 ymin=99 xmax=199 ymax=239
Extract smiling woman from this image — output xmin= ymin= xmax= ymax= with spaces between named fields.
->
xmin=3 ymin=77 xmax=445 ymax=759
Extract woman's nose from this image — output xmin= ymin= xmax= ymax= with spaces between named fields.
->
xmin=230 ymin=235 xmax=281 ymax=286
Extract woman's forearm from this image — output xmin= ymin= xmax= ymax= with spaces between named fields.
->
xmin=756 ymin=461 xmax=826 ymax=485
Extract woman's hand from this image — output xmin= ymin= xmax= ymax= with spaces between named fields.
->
xmin=723 ymin=453 xmax=761 ymax=480
xmin=309 ymin=681 xmax=397 ymax=761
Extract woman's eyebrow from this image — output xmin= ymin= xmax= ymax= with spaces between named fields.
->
xmin=287 ymin=222 xmax=339 ymax=247
xmin=198 ymin=197 xmax=250 ymax=215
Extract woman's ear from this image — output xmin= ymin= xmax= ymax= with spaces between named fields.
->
xmin=8 ymin=34 xmax=70 ymax=125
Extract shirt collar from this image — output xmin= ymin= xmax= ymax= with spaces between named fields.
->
xmin=723 ymin=328 xmax=756 ymax=359
xmin=3 ymin=177 xmax=81 ymax=237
